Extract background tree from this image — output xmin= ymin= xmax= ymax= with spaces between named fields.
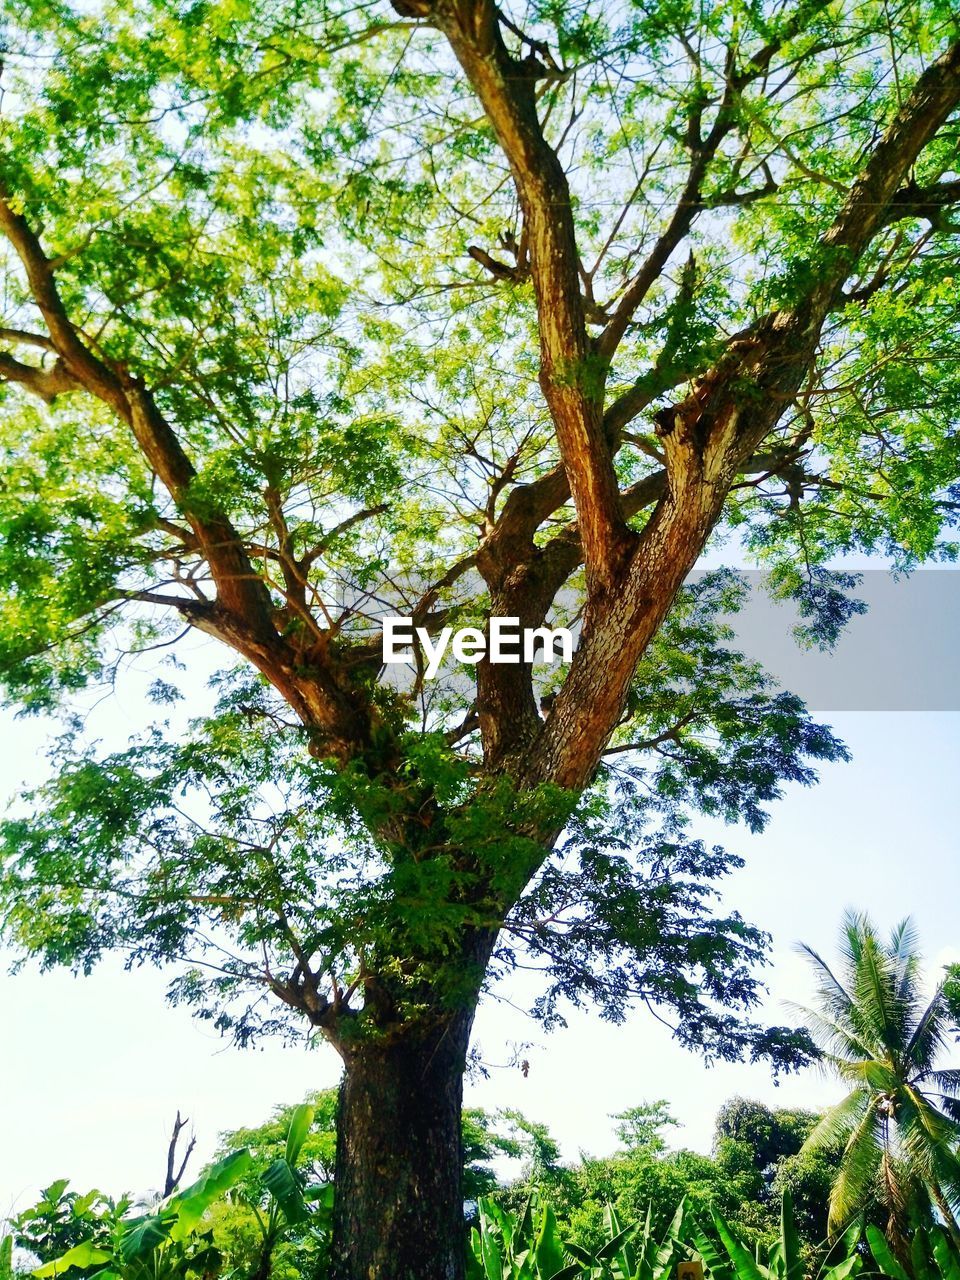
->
xmin=612 ymin=1102 xmax=681 ymax=1157
xmin=493 ymin=1097 xmax=844 ymax=1259
xmin=795 ymin=915 xmax=960 ymax=1254
xmin=713 ymin=1098 xmax=881 ymax=1250
xmin=1 ymin=1 xmax=960 ymax=1276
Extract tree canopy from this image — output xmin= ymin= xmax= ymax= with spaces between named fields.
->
xmin=1 ymin=2 xmax=959 ymax=1273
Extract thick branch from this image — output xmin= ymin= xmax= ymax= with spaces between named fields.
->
xmin=0 ymin=188 xmax=374 ymax=762
xmin=885 ymin=178 xmax=960 ymax=228
xmin=0 ymin=326 xmax=57 ymax=351
xmin=523 ymin=35 xmax=960 ymax=793
xmin=0 ymin=188 xmax=280 ymax=635
xmin=428 ymin=0 xmax=631 ymax=589
xmin=0 ymin=351 xmax=76 ymax=402
xmin=812 ymin=39 xmax=960 ymax=311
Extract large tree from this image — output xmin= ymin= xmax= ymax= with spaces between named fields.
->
xmin=0 ymin=1 xmax=959 ymax=1275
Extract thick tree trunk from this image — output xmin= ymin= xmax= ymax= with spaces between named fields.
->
xmin=328 ymin=1008 xmax=474 ymax=1280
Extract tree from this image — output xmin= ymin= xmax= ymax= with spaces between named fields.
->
xmin=714 ymin=1098 xmax=818 ymax=1194
xmin=503 ymin=1098 xmax=824 ymax=1259
xmin=713 ymin=1098 xmax=864 ymax=1250
xmin=612 ymin=1102 xmax=680 ymax=1157
xmin=795 ymin=914 xmax=960 ymax=1253
xmin=1 ymin=1 xmax=959 ymax=1275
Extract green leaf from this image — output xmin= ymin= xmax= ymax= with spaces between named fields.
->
xmin=911 ymin=1231 xmax=936 ymax=1280
xmin=168 ymin=1149 xmax=253 ymax=1239
xmin=534 ymin=1206 xmax=566 ymax=1280
xmin=690 ymin=1223 xmax=734 ymax=1280
xmin=119 ymin=1213 xmax=176 ymax=1262
xmin=778 ymin=1190 xmax=802 ymax=1280
xmin=930 ymin=1229 xmax=960 ymax=1280
xmin=597 ymin=1225 xmax=636 ymax=1262
xmin=562 ymin=1243 xmax=595 ymax=1266
xmin=284 ymin=1103 xmax=315 ymax=1166
xmin=865 ymin=1226 xmax=910 ymax=1280
xmin=261 ymin=1158 xmax=308 ymax=1225
xmin=33 ymin=1243 xmax=112 ymax=1277
xmin=479 ymin=1215 xmax=504 ymax=1280
xmin=711 ymin=1210 xmax=768 ymax=1280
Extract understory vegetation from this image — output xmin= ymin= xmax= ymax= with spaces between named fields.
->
xmin=7 ymin=915 xmax=960 ymax=1280
xmin=2 ymin=1089 xmax=955 ymax=1280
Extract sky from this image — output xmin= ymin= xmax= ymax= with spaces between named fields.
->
xmin=1 ymin=593 xmax=959 ymax=1219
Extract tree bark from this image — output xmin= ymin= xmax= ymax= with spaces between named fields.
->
xmin=328 ymin=1008 xmax=474 ymax=1280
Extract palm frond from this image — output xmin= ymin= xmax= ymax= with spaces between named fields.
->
xmin=852 ymin=922 xmax=910 ymax=1060
xmin=928 ymin=1070 xmax=960 ymax=1097
xmin=785 ymin=1000 xmax=876 ymax=1063
xmin=802 ymin=1088 xmax=872 ymax=1157
xmin=796 ymin=941 xmax=858 ymax=1023
xmin=889 ymin=917 xmax=921 ymax=999
xmin=906 ymin=986 xmax=950 ymax=1073
xmin=829 ymin=1095 xmax=883 ymax=1229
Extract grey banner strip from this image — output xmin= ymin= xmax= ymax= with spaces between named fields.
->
xmin=698 ymin=570 xmax=959 ymax=711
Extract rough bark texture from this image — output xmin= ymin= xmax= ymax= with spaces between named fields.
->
xmin=329 ymin=1010 xmax=474 ymax=1280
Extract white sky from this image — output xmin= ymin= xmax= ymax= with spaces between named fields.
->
xmin=1 ymin=657 xmax=958 ymax=1215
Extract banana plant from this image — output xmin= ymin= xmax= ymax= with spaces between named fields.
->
xmin=705 ymin=1192 xmax=864 ymax=1280
xmin=234 ymin=1103 xmax=334 ymax=1280
xmin=468 ymin=1196 xmax=688 ymax=1280
xmin=467 ymin=1196 xmax=580 ymax=1280
xmin=561 ymin=1200 xmax=689 ymax=1280
xmin=866 ymin=1223 xmax=960 ymax=1280
xmin=31 ymin=1149 xmax=253 ymax=1280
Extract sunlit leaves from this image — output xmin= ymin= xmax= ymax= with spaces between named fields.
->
xmin=0 ymin=0 xmax=958 ymax=1063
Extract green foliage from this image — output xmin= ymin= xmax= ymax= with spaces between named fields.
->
xmin=611 ymin=1105 xmax=680 ymax=1159
xmin=0 ymin=620 xmax=828 ymax=1063
xmin=19 ymin=1150 xmax=250 ymax=1280
xmin=488 ymin=1098 xmax=849 ymax=1263
xmin=215 ymin=1093 xmax=339 ymax=1191
xmin=712 ymin=1100 xmax=850 ymax=1248
xmin=11 ymin=1184 xmax=125 ymax=1269
xmin=13 ymin=1110 xmax=335 ymax=1280
xmin=0 ymin=0 xmax=955 ymax=1081
xmin=467 ymin=1195 xmax=581 ymax=1280
xmin=208 ymin=1103 xmax=333 ymax=1280
xmin=468 ymin=1189 xmax=960 ymax=1280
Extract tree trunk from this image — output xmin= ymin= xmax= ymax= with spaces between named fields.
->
xmin=328 ymin=1008 xmax=474 ymax=1280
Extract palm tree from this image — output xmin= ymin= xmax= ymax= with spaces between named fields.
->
xmin=794 ymin=912 xmax=960 ymax=1253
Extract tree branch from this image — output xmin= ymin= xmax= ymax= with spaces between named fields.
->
xmin=597 ymin=0 xmax=835 ymax=366
xmin=0 ymin=351 xmax=76 ymax=402
xmin=884 ymin=177 xmax=960 ymax=228
xmin=163 ymin=1111 xmax=196 ymax=1197
xmin=812 ymin=39 xmax=960 ymax=311
xmin=523 ymin=34 xmax=960 ymax=793
xmin=0 ymin=186 xmax=374 ymax=763
xmin=425 ymin=0 xmax=632 ymax=590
